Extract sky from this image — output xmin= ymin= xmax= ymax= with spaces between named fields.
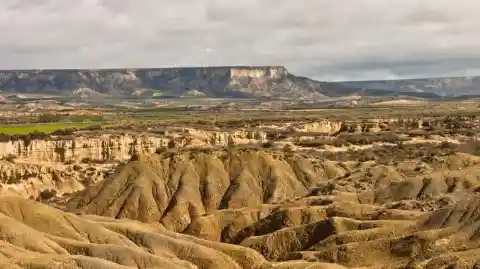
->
xmin=1 ymin=0 xmax=480 ymax=81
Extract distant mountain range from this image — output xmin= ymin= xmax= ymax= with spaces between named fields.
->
xmin=331 ymin=76 xmax=480 ymax=98
xmin=0 ymin=67 xmax=479 ymax=100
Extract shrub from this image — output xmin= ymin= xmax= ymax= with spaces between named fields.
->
xmin=283 ymin=144 xmax=294 ymax=153
xmin=82 ymin=124 xmax=103 ymax=131
xmin=261 ymin=141 xmax=275 ymax=148
xmin=37 ymin=114 xmax=62 ymax=123
xmin=3 ymin=154 xmax=17 ymax=163
xmin=39 ymin=189 xmax=57 ymax=200
xmin=155 ymin=147 xmax=168 ymax=154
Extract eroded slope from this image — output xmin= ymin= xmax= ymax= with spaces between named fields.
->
xmin=61 ymin=147 xmax=480 ymax=268
xmin=65 ymin=149 xmax=340 ymax=231
xmin=0 ymin=196 xmax=342 ymax=269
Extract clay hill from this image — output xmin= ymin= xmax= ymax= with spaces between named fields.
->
xmin=3 ymin=147 xmax=464 ymax=269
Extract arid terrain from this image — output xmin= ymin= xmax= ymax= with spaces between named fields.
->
xmin=0 ymin=96 xmax=478 ymax=269
xmin=0 ymin=67 xmax=480 ymax=268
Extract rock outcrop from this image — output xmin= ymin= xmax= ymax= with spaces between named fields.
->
xmin=0 ymin=130 xmax=268 ymax=163
xmin=0 ymin=116 xmax=472 ymax=163
xmin=0 ymin=160 xmax=114 ymax=199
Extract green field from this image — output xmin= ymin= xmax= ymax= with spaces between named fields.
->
xmin=0 ymin=123 xmax=93 ymax=135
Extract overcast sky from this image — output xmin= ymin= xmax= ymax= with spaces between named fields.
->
xmin=1 ymin=0 xmax=480 ymax=81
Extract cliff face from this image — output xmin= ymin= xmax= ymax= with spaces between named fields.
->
xmin=0 ymin=66 xmax=329 ymax=100
xmin=0 ymin=130 xmax=268 ymax=163
xmin=0 ymin=135 xmax=165 ymax=163
xmin=0 ymin=118 xmax=441 ymax=163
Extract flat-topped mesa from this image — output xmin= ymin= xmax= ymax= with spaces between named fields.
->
xmin=0 ymin=66 xmax=327 ymax=100
xmin=142 ymin=66 xmax=289 ymax=81
xmin=229 ymin=66 xmax=288 ymax=79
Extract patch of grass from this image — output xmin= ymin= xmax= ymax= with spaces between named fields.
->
xmin=126 ymin=113 xmax=190 ymax=121
xmin=0 ymin=123 xmax=92 ymax=135
xmin=64 ymin=115 xmax=105 ymax=123
xmin=37 ymin=114 xmax=105 ymax=123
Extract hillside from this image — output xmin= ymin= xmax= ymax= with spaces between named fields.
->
xmin=59 ymin=147 xmax=480 ymax=268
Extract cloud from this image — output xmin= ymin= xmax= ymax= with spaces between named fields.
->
xmin=1 ymin=0 xmax=479 ymax=81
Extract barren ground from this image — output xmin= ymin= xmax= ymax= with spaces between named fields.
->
xmin=0 ymin=102 xmax=479 ymax=268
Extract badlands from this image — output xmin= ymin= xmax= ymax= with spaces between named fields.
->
xmin=0 ymin=107 xmax=480 ymax=269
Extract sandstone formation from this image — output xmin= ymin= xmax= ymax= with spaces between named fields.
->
xmin=0 ymin=160 xmax=113 ymax=199
xmin=0 ymin=116 xmax=474 ymax=163
xmin=0 ymin=129 xmax=267 ymax=163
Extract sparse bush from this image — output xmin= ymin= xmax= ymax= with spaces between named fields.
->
xmin=440 ymin=141 xmax=455 ymax=149
xmin=209 ymin=136 xmax=217 ymax=146
xmin=333 ymin=137 xmax=348 ymax=147
xmin=266 ymin=132 xmax=288 ymax=141
xmin=82 ymin=124 xmax=103 ymax=131
xmin=152 ymin=129 xmax=166 ymax=135
xmin=337 ymin=132 xmax=403 ymax=145
xmin=3 ymin=154 xmax=17 ymax=163
xmin=294 ymin=138 xmax=334 ymax=148
xmin=39 ymin=189 xmax=57 ymax=200
xmin=73 ymin=164 xmax=83 ymax=171
xmin=358 ymin=150 xmax=376 ymax=162
xmin=282 ymin=144 xmax=294 ymax=153
xmin=455 ymin=140 xmax=480 ymax=156
xmin=261 ymin=141 xmax=275 ymax=148
xmin=227 ymin=138 xmax=235 ymax=149
xmin=189 ymin=147 xmax=214 ymax=154
xmin=313 ymin=141 xmax=461 ymax=163
xmin=51 ymin=128 xmax=77 ymax=136
xmin=155 ymin=147 xmax=168 ymax=154
xmin=37 ymin=114 xmax=62 ymax=123
xmin=64 ymin=160 xmax=75 ymax=165
xmin=81 ymin=157 xmax=92 ymax=164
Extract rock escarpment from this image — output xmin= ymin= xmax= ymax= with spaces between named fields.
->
xmin=0 ymin=130 xmax=268 ymax=163
xmin=0 ymin=160 xmax=114 ymax=200
xmin=0 ymin=116 xmax=470 ymax=163
xmin=0 ymin=66 xmax=332 ymax=100
xmin=6 ymin=67 xmax=480 ymax=100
